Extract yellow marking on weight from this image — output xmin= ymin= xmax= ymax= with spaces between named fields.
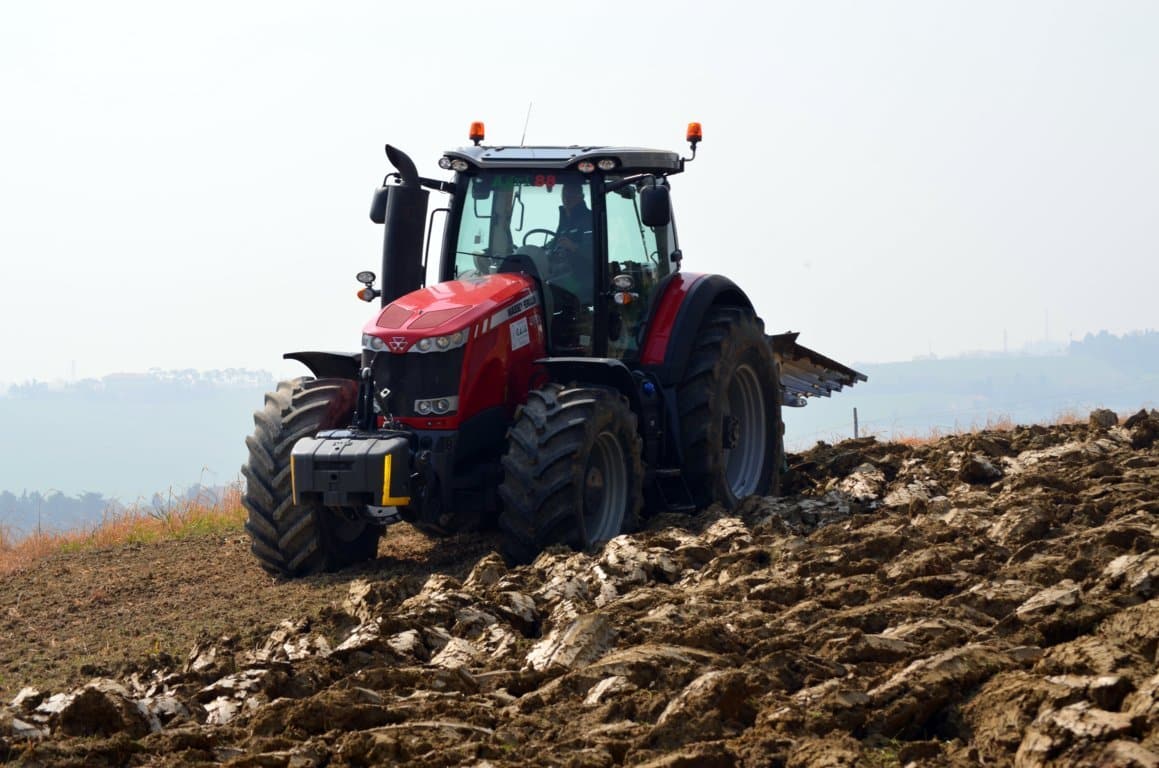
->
xmin=381 ymin=453 xmax=411 ymax=506
xmin=290 ymin=455 xmax=298 ymax=505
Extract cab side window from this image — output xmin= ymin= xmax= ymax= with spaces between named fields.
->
xmin=604 ymin=178 xmax=672 ymax=359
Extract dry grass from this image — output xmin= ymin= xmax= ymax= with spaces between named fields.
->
xmin=882 ymin=409 xmax=1103 ymax=447
xmin=1051 ymin=407 xmax=1086 ymax=426
xmin=884 ymin=414 xmax=1016 ymax=447
xmin=0 ymin=485 xmax=246 ymax=576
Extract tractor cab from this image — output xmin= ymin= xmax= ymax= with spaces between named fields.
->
xmin=436 ymin=141 xmax=687 ymax=360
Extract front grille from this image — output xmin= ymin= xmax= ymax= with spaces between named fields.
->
xmin=372 ymin=347 xmax=465 ymax=417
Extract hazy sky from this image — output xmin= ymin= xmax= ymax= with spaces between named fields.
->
xmin=2 ymin=1 xmax=1157 ymax=385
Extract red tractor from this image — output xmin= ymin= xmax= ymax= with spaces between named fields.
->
xmin=242 ymin=123 xmax=864 ymax=576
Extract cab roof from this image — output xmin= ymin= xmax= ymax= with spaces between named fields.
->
xmin=443 ymin=145 xmax=684 ymax=175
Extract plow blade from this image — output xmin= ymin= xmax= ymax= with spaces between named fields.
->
xmin=769 ymin=332 xmax=868 ymax=407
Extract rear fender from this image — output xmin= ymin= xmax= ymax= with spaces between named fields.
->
xmin=284 ymin=351 xmax=361 ymax=381
xmin=640 ymin=274 xmax=754 ymax=386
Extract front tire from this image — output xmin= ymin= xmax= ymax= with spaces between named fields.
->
xmin=498 ymin=384 xmax=644 ymax=565
xmin=241 ymin=377 xmax=382 ymax=577
xmin=678 ymin=307 xmax=783 ymax=508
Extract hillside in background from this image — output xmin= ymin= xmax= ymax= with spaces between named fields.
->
xmin=0 ymin=369 xmax=273 ymax=537
xmin=2 ymin=330 xmax=1157 ymax=538
xmin=785 ymin=329 xmax=1159 ymax=448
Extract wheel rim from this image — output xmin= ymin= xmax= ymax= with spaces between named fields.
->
xmin=723 ymin=363 xmax=767 ymax=498
xmin=583 ymin=430 xmax=628 ymax=543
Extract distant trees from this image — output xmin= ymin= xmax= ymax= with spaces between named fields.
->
xmin=3 ymin=368 xmax=274 ymax=400
xmin=145 ymin=368 xmax=274 ymax=388
xmin=0 ymin=483 xmax=234 ymax=539
xmin=7 ymin=380 xmax=51 ymax=398
xmin=0 ymin=489 xmax=123 ymax=537
xmin=0 ymin=368 xmax=271 ymax=538
xmin=1069 ymin=330 xmax=1159 ymax=373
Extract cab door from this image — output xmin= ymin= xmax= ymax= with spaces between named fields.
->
xmin=602 ymin=176 xmax=675 ymax=360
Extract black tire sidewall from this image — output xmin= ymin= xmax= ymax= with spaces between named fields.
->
xmin=711 ymin=334 xmax=780 ymax=506
xmin=680 ymin=310 xmax=782 ymax=508
xmin=573 ymin=389 xmax=643 ymax=545
xmin=498 ymin=384 xmax=644 ymax=563
xmin=242 ymin=377 xmax=378 ymax=576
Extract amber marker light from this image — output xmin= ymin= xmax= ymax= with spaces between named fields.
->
xmin=686 ymin=122 xmax=702 ymax=146
xmin=469 ymin=121 xmax=485 ymax=145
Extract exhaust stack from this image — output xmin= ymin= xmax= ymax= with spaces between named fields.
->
xmin=373 ymin=144 xmax=429 ymax=306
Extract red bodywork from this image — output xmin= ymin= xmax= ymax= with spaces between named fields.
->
xmin=640 ymin=272 xmax=705 ymax=366
xmin=362 ymin=273 xmax=546 ymax=430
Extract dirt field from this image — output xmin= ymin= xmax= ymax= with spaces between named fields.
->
xmin=2 ymin=409 xmax=1158 ymax=766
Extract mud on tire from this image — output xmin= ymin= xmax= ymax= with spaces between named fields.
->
xmin=678 ymin=306 xmax=783 ymax=508
xmin=241 ymin=377 xmax=382 ymax=577
xmin=498 ymin=384 xmax=644 ymax=565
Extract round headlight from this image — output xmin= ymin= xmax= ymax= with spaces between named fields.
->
xmin=438 ymin=157 xmax=452 ymax=170
xmin=612 ymin=273 xmax=634 ymax=290
xmin=597 ymin=158 xmax=617 ymax=171
xmin=371 ymin=336 xmax=386 ymax=351
xmin=417 ymin=338 xmax=433 ymax=352
xmin=451 ymin=159 xmax=469 ymax=172
xmin=576 ymin=160 xmax=595 ymax=173
xmin=434 ymin=399 xmax=451 ymax=414
xmin=416 ymin=400 xmax=433 ymax=415
xmin=355 ymin=270 xmax=376 ymax=284
xmin=435 ymin=335 xmax=451 ymax=350
xmin=450 ymin=330 xmax=465 ymax=346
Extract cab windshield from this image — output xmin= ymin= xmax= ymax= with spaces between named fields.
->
xmin=452 ymin=172 xmax=591 ymax=291
xmin=448 ymin=169 xmax=675 ymax=358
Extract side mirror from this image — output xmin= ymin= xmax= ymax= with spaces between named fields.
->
xmin=369 ymin=186 xmax=390 ymax=224
xmin=471 ymin=177 xmax=493 ymax=200
xmin=640 ymin=186 xmax=670 ymax=228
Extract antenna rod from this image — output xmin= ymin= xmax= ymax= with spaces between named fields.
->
xmin=520 ymin=102 xmax=533 ymax=146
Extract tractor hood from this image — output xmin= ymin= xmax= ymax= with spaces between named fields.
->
xmin=363 ymin=272 xmax=537 ymax=352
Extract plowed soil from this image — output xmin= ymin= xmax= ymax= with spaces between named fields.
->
xmin=2 ymin=409 xmax=1158 ymax=767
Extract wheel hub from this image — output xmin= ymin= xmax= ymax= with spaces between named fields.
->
xmin=585 ymin=465 xmax=606 ymax=511
xmin=723 ymin=415 xmax=741 ymax=450
xmin=582 ymin=430 xmax=628 ymax=544
xmin=723 ymin=364 xmax=768 ymax=499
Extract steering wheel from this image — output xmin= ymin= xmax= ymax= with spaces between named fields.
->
xmin=522 ymin=228 xmax=556 ymax=247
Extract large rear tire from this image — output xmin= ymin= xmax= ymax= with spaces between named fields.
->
xmin=241 ymin=377 xmax=382 ymax=577
xmin=678 ymin=307 xmax=783 ymax=508
xmin=498 ymin=384 xmax=644 ymax=565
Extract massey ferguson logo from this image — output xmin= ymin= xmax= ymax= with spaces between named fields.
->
xmin=388 ymin=337 xmax=408 ymax=352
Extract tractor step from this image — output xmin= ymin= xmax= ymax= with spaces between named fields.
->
xmin=653 ymin=468 xmax=697 ymax=513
